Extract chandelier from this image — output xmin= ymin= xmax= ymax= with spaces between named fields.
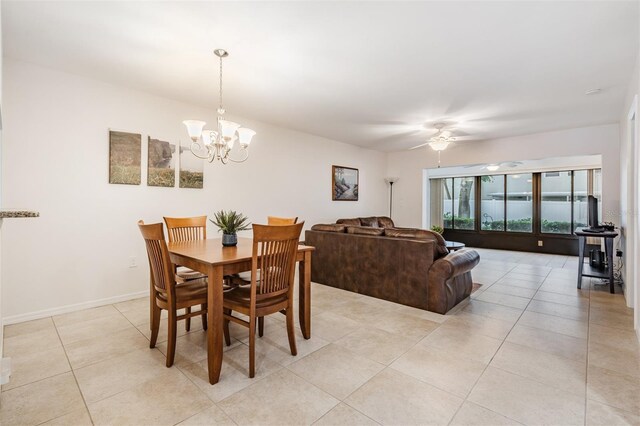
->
xmin=427 ymin=123 xmax=455 ymax=167
xmin=183 ymin=49 xmax=255 ymax=164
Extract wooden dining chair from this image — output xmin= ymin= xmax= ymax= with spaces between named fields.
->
xmin=164 ymin=216 xmax=208 ymax=331
xmin=223 ymin=222 xmax=304 ymax=378
xmin=267 ymin=216 xmax=298 ymax=226
xmin=138 ymin=221 xmax=208 ymax=367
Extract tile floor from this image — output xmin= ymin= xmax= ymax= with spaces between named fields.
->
xmin=1 ymin=248 xmax=639 ymax=425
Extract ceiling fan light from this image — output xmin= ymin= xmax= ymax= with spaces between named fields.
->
xmin=486 ymin=164 xmax=500 ymax=171
xmin=428 ymin=140 xmax=451 ymax=151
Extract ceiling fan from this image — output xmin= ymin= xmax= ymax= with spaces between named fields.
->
xmin=409 ymin=123 xmax=457 ymax=151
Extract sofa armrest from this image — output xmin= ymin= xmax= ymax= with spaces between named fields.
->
xmin=427 ymin=249 xmax=480 ymax=314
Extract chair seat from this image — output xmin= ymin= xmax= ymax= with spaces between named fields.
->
xmin=158 ymin=278 xmax=208 ymax=304
xmin=223 ymin=285 xmax=288 ymax=310
xmin=176 ymin=266 xmax=206 ymax=282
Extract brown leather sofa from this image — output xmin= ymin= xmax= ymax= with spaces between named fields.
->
xmin=305 ymin=216 xmax=480 ymax=314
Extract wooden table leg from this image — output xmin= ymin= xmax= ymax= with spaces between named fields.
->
xmin=605 ymin=237 xmax=615 ymax=294
xmin=299 ymin=250 xmax=311 ymax=339
xmin=207 ymin=265 xmax=224 ymax=384
xmin=577 ymin=235 xmax=585 ymax=289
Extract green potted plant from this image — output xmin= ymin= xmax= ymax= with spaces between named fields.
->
xmin=430 ymin=225 xmax=444 ymax=234
xmin=210 ymin=210 xmax=251 ymax=246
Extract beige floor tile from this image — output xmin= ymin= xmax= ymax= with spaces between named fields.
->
xmin=517 ymin=310 xmax=588 ymax=339
xmin=390 ymin=344 xmax=487 ymax=398
xmin=525 ymin=299 xmax=588 ymax=321
xmin=485 ymin=284 xmax=537 ymax=298
xmin=468 ymin=366 xmax=585 ymax=425
xmin=64 ymin=327 xmax=150 ymax=369
xmin=444 ymin=312 xmax=514 ymax=340
xmin=539 ymin=278 xmax=590 ymax=297
xmin=218 ymin=369 xmax=339 ymax=425
xmin=2 ymin=345 xmax=70 ymax=391
xmin=495 ymin=277 xmax=542 ymax=290
xmin=589 ymin=306 xmax=635 ymax=331
xmin=506 ymin=324 xmax=587 ymax=362
xmin=334 ymin=327 xmax=416 ymax=365
xmin=3 ymin=317 xmax=55 ymax=338
xmin=462 ymin=300 xmax=523 ymax=323
xmin=371 ymin=311 xmax=439 ymax=341
xmin=53 ymin=305 xmax=122 ymax=327
xmin=41 ymin=407 xmax=93 ymax=426
xmin=501 ymin=272 xmax=546 ymax=283
xmin=388 ymin=304 xmax=448 ymax=323
xmin=587 ymin=365 xmax=640 ymax=414
xmin=177 ymin=405 xmax=236 ymax=425
xmin=589 ymin=324 xmax=640 ymax=353
xmin=420 ymin=323 xmax=503 ymax=364
xmin=314 ymin=403 xmax=378 ymax=425
xmin=3 ymin=326 xmax=62 ymax=356
xmin=511 ymin=264 xmax=552 ymax=276
xmin=449 ymin=401 xmax=521 ymax=425
xmin=136 ymin=317 xmax=202 ymax=344
xmin=156 ymin=330 xmax=210 ymax=367
xmin=491 ymin=342 xmax=586 ymax=396
xmin=88 ymin=370 xmax=212 ymax=426
xmin=0 ymin=372 xmax=86 ymax=425
xmin=310 ymin=311 xmax=363 ymax=342
xmin=474 ymin=291 xmax=531 ymax=309
xmin=589 ymin=342 xmax=640 ymax=378
xmin=534 ymin=290 xmax=589 ymax=308
xmin=586 ymin=399 xmax=640 ymax=426
xmin=288 ymin=344 xmax=384 ymax=399
xmin=75 ymin=347 xmax=170 ymax=403
xmin=55 ymin=312 xmax=134 ymax=345
xmin=250 ymin=325 xmax=329 ymax=366
xmin=345 ymin=368 xmax=462 ymax=425
xmin=589 ymin=292 xmax=630 ymax=309
xmin=179 ymin=343 xmax=283 ymax=402
xmin=332 ymin=299 xmax=394 ymax=324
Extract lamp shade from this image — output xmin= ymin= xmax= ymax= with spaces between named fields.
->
xmin=237 ymin=128 xmax=256 ymax=146
xmin=201 ymin=130 xmax=217 ymax=146
xmin=183 ymin=120 xmax=206 ymax=140
xmin=219 ymin=120 xmax=240 ymax=139
xmin=384 ymin=177 xmax=399 ymax=184
xmin=428 ymin=140 xmax=451 ymax=151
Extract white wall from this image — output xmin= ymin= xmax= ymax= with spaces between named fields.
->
xmin=387 ymin=124 xmax=621 ymax=230
xmin=619 ymin=49 xmax=639 ymax=332
xmin=1 ymin=59 xmax=388 ymax=322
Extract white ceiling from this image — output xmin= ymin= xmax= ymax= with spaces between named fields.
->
xmin=3 ymin=1 xmax=638 ymax=151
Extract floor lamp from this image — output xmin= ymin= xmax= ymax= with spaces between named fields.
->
xmin=385 ymin=177 xmax=399 ymax=218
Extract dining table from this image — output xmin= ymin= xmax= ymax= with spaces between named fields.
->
xmin=167 ymin=237 xmax=315 ymax=384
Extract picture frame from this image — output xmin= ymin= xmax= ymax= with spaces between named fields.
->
xmin=332 ymin=165 xmax=359 ymax=201
xmin=109 ymin=130 xmax=141 ymax=185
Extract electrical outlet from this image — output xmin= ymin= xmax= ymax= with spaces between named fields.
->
xmin=129 ymin=256 xmax=138 ymax=268
xmin=538 ymin=240 xmax=543 ymax=247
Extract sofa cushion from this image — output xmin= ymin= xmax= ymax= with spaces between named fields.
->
xmin=377 ymin=216 xmax=395 ymax=228
xmin=384 ymin=228 xmax=449 ymax=258
xmin=347 ymin=226 xmax=385 ymax=236
xmin=359 ymin=216 xmax=379 ymax=227
xmin=311 ymin=224 xmax=347 ymax=233
xmin=336 ymin=218 xmax=361 ymax=227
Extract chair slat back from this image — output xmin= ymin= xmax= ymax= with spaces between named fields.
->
xmin=267 ymin=216 xmax=298 ymax=226
xmin=164 ymin=216 xmax=207 ymax=243
xmin=138 ymin=221 xmax=174 ymax=292
xmin=252 ymin=223 xmax=304 ymax=298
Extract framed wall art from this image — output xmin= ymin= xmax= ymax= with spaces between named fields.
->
xmin=109 ymin=130 xmax=141 ymax=185
xmin=332 ymin=165 xmax=359 ymax=201
xmin=147 ymin=136 xmax=176 ymax=187
xmin=179 ymin=140 xmax=204 ymax=189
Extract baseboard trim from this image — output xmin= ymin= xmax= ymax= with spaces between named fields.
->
xmin=2 ymin=290 xmax=149 ymax=325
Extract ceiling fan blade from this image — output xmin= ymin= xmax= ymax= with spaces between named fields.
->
xmin=409 ymin=142 xmax=430 ymax=150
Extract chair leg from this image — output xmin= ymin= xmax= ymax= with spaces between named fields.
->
xmin=223 ymin=308 xmax=231 ymax=347
xmin=166 ymin=311 xmax=177 ymax=368
xmin=248 ymin=316 xmax=256 ymax=378
xmin=149 ymin=302 xmax=161 ymax=349
xmin=285 ymin=307 xmax=297 ymax=356
xmin=258 ymin=316 xmax=264 ymax=337
xmin=201 ymin=304 xmax=207 ymax=331
xmin=185 ymin=306 xmax=191 ymax=331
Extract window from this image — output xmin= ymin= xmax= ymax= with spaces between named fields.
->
xmin=506 ymin=173 xmax=533 ymax=232
xmin=442 ymin=178 xmax=453 ymax=228
xmin=573 ymin=170 xmax=588 ymax=229
xmin=453 ymin=177 xmax=475 ymax=230
xmin=541 ymin=171 xmax=572 ymax=233
xmin=481 ymin=175 xmax=505 ymax=230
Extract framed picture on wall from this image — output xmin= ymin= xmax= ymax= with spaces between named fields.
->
xmin=332 ymin=165 xmax=359 ymax=201
xmin=179 ymin=140 xmax=204 ymax=189
xmin=147 ymin=136 xmax=176 ymax=187
xmin=109 ymin=130 xmax=141 ymax=185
